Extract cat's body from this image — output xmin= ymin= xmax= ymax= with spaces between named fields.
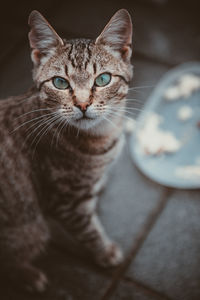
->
xmin=0 ymin=10 xmax=133 ymax=292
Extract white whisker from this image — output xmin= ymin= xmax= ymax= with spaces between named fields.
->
xmin=56 ymin=118 xmax=70 ymax=148
xmin=102 ymin=115 xmax=118 ymax=129
xmin=126 ymin=98 xmax=144 ymax=103
xmin=53 ymin=118 xmax=66 ymax=148
xmin=14 ymin=108 xmax=54 ymax=120
xmin=10 ymin=111 xmax=57 ymax=134
xmin=128 ymin=85 xmax=154 ymax=90
xmin=107 ymin=110 xmax=135 ymax=122
xmin=23 ymin=113 xmax=58 ymax=147
xmin=31 ymin=115 xmax=62 ymax=157
xmin=51 ymin=118 xmax=64 ymax=148
xmin=109 ymin=107 xmax=142 ymax=116
xmin=31 ymin=115 xmax=61 ymax=147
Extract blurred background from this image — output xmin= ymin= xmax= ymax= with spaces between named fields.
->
xmin=0 ymin=0 xmax=200 ymax=299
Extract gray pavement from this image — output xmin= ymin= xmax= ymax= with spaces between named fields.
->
xmin=0 ymin=0 xmax=200 ymax=299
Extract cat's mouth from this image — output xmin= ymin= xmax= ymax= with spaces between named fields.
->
xmin=70 ymin=113 xmax=102 ymax=130
xmin=76 ymin=115 xmax=95 ymax=121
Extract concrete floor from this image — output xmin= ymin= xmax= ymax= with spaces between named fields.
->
xmin=0 ymin=0 xmax=200 ymax=299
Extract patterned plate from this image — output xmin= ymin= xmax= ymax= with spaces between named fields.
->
xmin=129 ymin=62 xmax=200 ymax=189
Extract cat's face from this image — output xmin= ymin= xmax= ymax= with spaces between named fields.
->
xmin=28 ymin=10 xmax=133 ymax=131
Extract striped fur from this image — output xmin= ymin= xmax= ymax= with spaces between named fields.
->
xmin=0 ymin=9 xmax=133 ymax=292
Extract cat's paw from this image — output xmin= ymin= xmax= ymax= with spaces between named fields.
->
xmin=95 ymin=242 xmax=124 ymax=268
xmin=19 ymin=266 xmax=48 ymax=293
xmin=27 ymin=271 xmax=48 ymax=293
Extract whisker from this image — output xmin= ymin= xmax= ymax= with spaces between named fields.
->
xmin=31 ymin=115 xmax=62 ymax=156
xmin=108 ymin=103 xmax=144 ymax=111
xmin=110 ymin=98 xmax=144 ymax=107
xmin=51 ymin=113 xmax=73 ymax=148
xmin=52 ymin=118 xmax=66 ymax=149
xmin=108 ymin=106 xmax=138 ymax=116
xmin=23 ymin=114 xmax=58 ymax=147
xmin=122 ymin=107 xmax=143 ymax=111
xmin=111 ymin=97 xmax=143 ymax=102
xmin=103 ymin=115 xmax=118 ymax=129
xmin=25 ymin=115 xmax=55 ymax=134
xmin=56 ymin=118 xmax=70 ymax=148
xmin=31 ymin=115 xmax=61 ymax=148
xmin=125 ymin=98 xmax=144 ymax=103
xmin=109 ymin=107 xmax=142 ymax=115
xmin=51 ymin=118 xmax=64 ymax=148
xmin=126 ymin=99 xmax=144 ymax=105
xmin=10 ymin=111 xmax=57 ymax=134
xmin=107 ymin=110 xmax=136 ymax=122
xmin=14 ymin=108 xmax=54 ymax=120
xmin=76 ymin=125 xmax=80 ymax=138
xmin=128 ymin=84 xmax=154 ymax=90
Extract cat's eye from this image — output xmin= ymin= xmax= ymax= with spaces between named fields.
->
xmin=53 ymin=77 xmax=69 ymax=90
xmin=95 ymin=73 xmax=111 ymax=87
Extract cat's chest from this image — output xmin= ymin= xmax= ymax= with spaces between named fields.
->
xmin=39 ymin=132 xmax=124 ymax=186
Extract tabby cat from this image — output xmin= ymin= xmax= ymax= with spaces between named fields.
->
xmin=0 ymin=9 xmax=133 ymax=292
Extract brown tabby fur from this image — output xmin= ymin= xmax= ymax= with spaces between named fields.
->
xmin=0 ymin=9 xmax=133 ymax=292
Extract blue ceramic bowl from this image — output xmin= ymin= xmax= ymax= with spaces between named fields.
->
xmin=129 ymin=62 xmax=200 ymax=189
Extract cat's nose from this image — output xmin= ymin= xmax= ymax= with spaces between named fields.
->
xmin=74 ymin=102 xmax=90 ymax=112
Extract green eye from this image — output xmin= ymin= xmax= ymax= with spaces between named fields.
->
xmin=53 ymin=77 xmax=69 ymax=89
xmin=95 ymin=73 xmax=111 ymax=87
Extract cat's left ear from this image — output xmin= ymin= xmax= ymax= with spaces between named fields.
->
xmin=28 ymin=10 xmax=64 ymax=65
xmin=95 ymin=9 xmax=132 ymax=60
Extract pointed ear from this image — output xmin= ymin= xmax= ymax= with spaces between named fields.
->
xmin=95 ymin=9 xmax=132 ymax=60
xmin=28 ymin=10 xmax=63 ymax=65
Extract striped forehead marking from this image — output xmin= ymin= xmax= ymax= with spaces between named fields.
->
xmin=67 ymin=39 xmax=93 ymax=70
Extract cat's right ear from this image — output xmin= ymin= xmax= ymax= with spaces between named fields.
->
xmin=95 ymin=9 xmax=132 ymax=60
xmin=28 ymin=10 xmax=63 ymax=65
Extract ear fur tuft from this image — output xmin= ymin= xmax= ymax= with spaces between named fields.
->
xmin=95 ymin=9 xmax=132 ymax=59
xmin=28 ymin=10 xmax=63 ymax=64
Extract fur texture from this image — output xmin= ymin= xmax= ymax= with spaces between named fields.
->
xmin=0 ymin=9 xmax=133 ymax=292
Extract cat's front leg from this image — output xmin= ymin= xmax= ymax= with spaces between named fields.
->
xmin=54 ymin=197 xmax=123 ymax=267
xmin=80 ymin=212 xmax=124 ymax=267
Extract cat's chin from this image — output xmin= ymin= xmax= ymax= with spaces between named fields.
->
xmin=70 ymin=117 xmax=102 ymax=131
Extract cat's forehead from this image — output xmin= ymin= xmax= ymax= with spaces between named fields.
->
xmin=39 ymin=38 xmax=126 ymax=83
xmin=63 ymin=38 xmax=114 ymax=69
xmin=64 ymin=39 xmax=93 ymax=69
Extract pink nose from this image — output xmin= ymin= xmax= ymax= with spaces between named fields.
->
xmin=74 ymin=102 xmax=90 ymax=112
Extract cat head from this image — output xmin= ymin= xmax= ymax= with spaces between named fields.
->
xmin=28 ymin=9 xmax=133 ymax=132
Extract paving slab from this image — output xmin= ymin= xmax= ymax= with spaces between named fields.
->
xmin=99 ymin=144 xmax=163 ymax=253
xmin=127 ymin=190 xmax=200 ymax=300
xmin=109 ymin=280 xmax=169 ymax=300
